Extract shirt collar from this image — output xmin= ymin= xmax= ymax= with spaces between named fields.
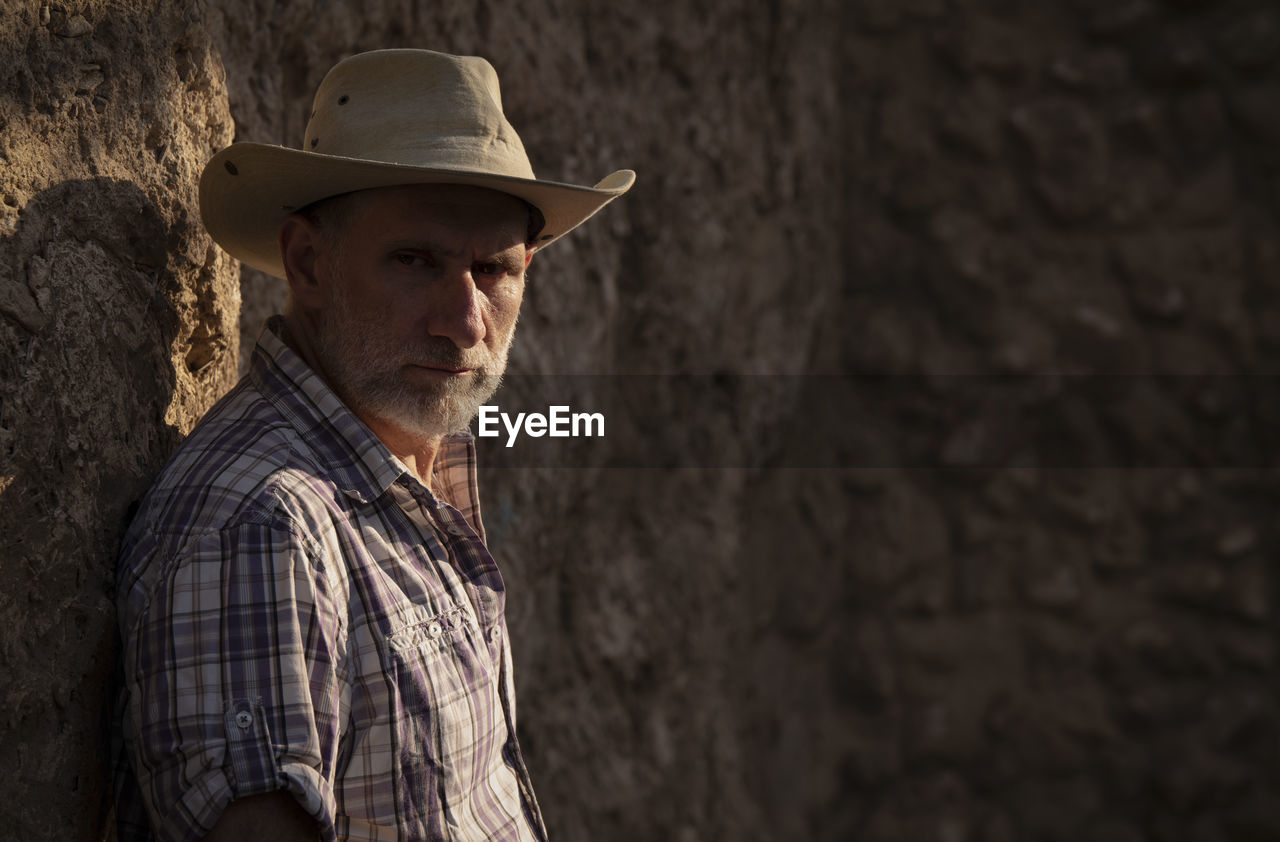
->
xmin=248 ymin=316 xmax=477 ymax=508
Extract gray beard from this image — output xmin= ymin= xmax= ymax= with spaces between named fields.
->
xmin=312 ymin=287 xmax=512 ymax=440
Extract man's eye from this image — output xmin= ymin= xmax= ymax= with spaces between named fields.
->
xmin=395 ymin=253 xmax=426 ymax=268
xmin=474 ymin=262 xmax=505 ymax=277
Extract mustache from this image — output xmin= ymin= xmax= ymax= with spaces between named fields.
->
xmin=408 ymin=339 xmax=492 ymax=371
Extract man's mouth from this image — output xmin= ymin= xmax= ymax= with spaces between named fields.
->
xmin=409 ymin=363 xmax=474 ymax=376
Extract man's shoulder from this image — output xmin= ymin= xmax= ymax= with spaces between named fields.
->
xmin=128 ymin=376 xmax=344 ymax=544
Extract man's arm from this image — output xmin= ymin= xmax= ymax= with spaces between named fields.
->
xmin=120 ymin=513 xmax=347 ymax=841
xmin=203 ymin=791 xmax=319 ymax=842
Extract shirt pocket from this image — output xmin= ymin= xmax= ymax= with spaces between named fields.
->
xmin=382 ymin=606 xmax=503 ymax=768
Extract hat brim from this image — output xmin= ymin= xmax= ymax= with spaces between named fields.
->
xmin=199 ymin=143 xmax=635 ymax=278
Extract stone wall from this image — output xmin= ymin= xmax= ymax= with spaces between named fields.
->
xmin=0 ymin=1 xmax=239 ymax=838
xmin=0 ymin=0 xmax=1278 ymax=840
xmin=817 ymin=1 xmax=1280 ymax=840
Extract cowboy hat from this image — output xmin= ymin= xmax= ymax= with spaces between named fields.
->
xmin=199 ymin=48 xmax=635 ymax=278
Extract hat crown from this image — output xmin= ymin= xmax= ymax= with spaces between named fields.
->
xmin=302 ymin=49 xmax=535 ymax=180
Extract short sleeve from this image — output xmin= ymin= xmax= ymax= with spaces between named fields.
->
xmin=120 ymin=513 xmax=348 ymax=842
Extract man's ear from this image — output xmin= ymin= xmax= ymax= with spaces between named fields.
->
xmin=523 ymin=246 xmax=536 ymax=270
xmin=279 ymin=215 xmax=326 ymax=309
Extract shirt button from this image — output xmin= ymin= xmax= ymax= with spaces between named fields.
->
xmin=235 ymin=711 xmax=253 ymax=730
xmin=489 ymin=626 xmax=501 ymax=643
xmin=445 ymin=522 xmax=466 ymax=537
xmin=428 ymin=621 xmax=443 ymax=639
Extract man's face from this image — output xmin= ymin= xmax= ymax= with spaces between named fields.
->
xmin=307 ymin=183 xmax=533 ymax=440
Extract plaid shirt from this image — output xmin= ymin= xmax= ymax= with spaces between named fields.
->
xmin=115 ymin=317 xmax=547 ymax=842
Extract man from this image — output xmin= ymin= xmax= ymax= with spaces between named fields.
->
xmin=115 ymin=48 xmax=633 ymax=841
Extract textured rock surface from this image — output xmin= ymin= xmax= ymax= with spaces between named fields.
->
xmin=0 ymin=1 xmax=238 ymax=839
xmin=2 ymin=0 xmax=1280 ymax=841
xmin=825 ymin=2 xmax=1280 ymax=840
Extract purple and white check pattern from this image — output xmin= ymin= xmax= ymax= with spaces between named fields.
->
xmin=116 ymin=317 xmax=546 ymax=842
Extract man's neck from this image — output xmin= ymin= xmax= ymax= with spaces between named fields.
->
xmin=361 ymin=417 xmax=444 ymax=491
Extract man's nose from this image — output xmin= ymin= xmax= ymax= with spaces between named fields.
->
xmin=426 ymin=267 xmax=486 ymax=348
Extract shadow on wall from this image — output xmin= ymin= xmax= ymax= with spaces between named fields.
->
xmin=0 ymin=177 xmax=188 ymax=840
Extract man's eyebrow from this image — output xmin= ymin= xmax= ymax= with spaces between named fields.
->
xmin=384 ymin=238 xmax=453 ymax=256
xmin=470 ymin=251 xmax=528 ymax=276
xmin=385 ymin=239 xmax=526 ymax=265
